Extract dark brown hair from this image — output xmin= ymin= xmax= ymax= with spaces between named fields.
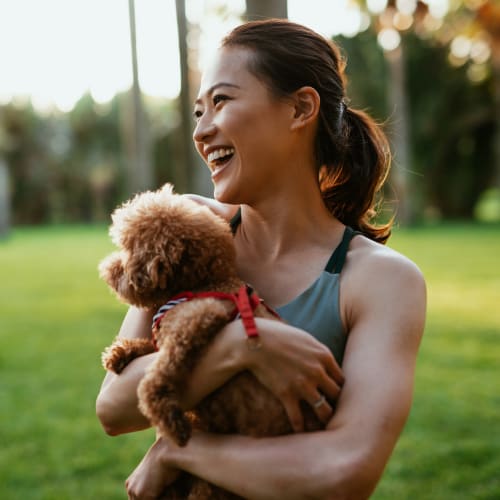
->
xmin=222 ymin=19 xmax=392 ymax=243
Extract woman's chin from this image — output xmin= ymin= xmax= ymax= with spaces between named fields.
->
xmin=213 ymin=182 xmax=236 ymax=205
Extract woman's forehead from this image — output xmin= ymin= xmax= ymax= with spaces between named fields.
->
xmin=198 ymin=47 xmax=253 ymax=96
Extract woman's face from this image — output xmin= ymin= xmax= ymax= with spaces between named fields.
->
xmin=193 ymin=46 xmax=295 ymax=204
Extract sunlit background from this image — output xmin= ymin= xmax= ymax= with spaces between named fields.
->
xmin=1 ymin=2 xmax=500 ymax=499
xmin=1 ymin=0 xmax=485 ymax=112
xmin=0 ymin=0 xmax=498 ymax=225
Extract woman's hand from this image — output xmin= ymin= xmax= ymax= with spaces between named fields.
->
xmin=182 ymin=318 xmax=344 ymax=432
xmin=244 ymin=318 xmax=344 ymax=431
xmin=126 ymin=437 xmax=180 ymax=499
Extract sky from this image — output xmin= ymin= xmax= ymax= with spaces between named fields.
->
xmin=0 ymin=0 xmax=449 ymax=112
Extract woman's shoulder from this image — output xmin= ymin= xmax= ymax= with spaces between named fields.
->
xmin=348 ymin=233 xmax=424 ymax=284
xmin=342 ymin=233 xmax=426 ymax=330
xmin=183 ymin=194 xmax=239 ymax=222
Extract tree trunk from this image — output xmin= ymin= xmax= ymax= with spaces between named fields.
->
xmin=245 ymin=0 xmax=287 ymax=20
xmin=478 ymin=0 xmax=500 ymax=193
xmin=0 ymin=157 xmax=10 ymax=238
xmin=385 ymin=43 xmax=414 ymax=225
xmin=491 ymin=44 xmax=500 ymax=192
xmin=127 ymin=0 xmax=153 ymax=196
xmin=175 ymin=0 xmax=205 ymax=194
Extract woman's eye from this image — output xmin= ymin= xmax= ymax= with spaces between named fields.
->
xmin=193 ymin=109 xmax=203 ymax=121
xmin=213 ymin=94 xmax=229 ymax=106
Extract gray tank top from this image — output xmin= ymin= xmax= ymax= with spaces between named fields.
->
xmin=230 ymin=210 xmax=359 ymax=365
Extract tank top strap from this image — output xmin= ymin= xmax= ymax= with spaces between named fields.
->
xmin=324 ymin=226 xmax=361 ymax=274
xmin=229 ymin=207 xmax=242 ymax=235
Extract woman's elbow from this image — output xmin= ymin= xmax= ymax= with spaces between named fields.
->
xmin=340 ymin=463 xmax=382 ymax=499
xmin=320 ymin=451 xmax=385 ymax=500
xmin=95 ymin=393 xmax=125 ymax=436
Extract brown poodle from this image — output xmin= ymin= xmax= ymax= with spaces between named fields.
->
xmin=99 ymin=184 xmax=323 ymax=499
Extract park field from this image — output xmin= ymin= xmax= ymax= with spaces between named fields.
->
xmin=1 ymin=223 xmax=499 ymax=499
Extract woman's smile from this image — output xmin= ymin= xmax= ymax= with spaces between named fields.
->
xmin=210 ymin=151 xmax=236 ymax=180
xmin=192 ymin=46 xmax=295 ymax=203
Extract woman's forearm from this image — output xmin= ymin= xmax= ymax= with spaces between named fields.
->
xmin=96 ymin=353 xmax=156 ymax=435
xmin=166 ymin=428 xmax=374 ymax=500
xmin=96 ymin=307 xmax=156 ymax=434
xmin=96 ymin=313 xmax=249 ymax=435
xmin=179 ymin=319 xmax=248 ymax=409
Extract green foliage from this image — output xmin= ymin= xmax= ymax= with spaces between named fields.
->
xmin=337 ymin=30 xmax=388 ymax=121
xmin=1 ymin=224 xmax=499 ymax=499
xmin=339 ymin=28 xmax=496 ymax=220
xmin=0 ymin=93 xmax=180 ymax=225
xmin=403 ymin=33 xmax=495 ymax=219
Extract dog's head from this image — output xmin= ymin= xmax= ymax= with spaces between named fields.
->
xmin=99 ymin=184 xmax=237 ymax=308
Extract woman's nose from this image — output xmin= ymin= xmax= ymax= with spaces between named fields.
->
xmin=193 ymin=114 xmax=217 ymax=143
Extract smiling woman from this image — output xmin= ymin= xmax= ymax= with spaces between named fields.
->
xmin=96 ymin=18 xmax=426 ymax=500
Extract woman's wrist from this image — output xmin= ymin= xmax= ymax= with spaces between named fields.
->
xmin=226 ymin=317 xmax=273 ymax=372
xmin=117 ymin=306 xmax=155 ymax=340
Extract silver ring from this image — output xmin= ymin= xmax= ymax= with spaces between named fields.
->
xmin=312 ymin=395 xmax=326 ymax=409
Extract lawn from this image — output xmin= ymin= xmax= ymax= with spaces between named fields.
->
xmin=0 ymin=223 xmax=499 ymax=499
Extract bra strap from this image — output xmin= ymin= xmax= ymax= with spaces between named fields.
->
xmin=324 ymin=226 xmax=360 ymax=274
xmin=229 ymin=207 xmax=242 ymax=235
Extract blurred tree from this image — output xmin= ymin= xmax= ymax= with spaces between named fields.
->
xmin=126 ymin=0 xmax=153 ymax=196
xmin=0 ymin=103 xmax=51 ymax=224
xmin=245 ymin=0 xmax=287 ymax=20
xmin=69 ymin=93 xmax=126 ymax=221
xmin=354 ymin=0 xmax=498 ymax=220
xmin=0 ymin=107 xmax=11 ymax=237
xmin=405 ymin=32 xmax=494 ymax=218
xmin=476 ymin=2 xmax=500 ymax=190
xmin=0 ymin=156 xmax=10 ymax=238
xmin=175 ymin=0 xmax=198 ymax=193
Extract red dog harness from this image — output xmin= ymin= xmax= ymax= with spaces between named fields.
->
xmin=151 ymin=285 xmax=279 ymax=350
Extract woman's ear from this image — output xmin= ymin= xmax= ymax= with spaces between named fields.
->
xmin=290 ymin=86 xmax=320 ymax=131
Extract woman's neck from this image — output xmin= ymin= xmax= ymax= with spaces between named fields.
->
xmin=236 ymin=182 xmax=343 ymax=262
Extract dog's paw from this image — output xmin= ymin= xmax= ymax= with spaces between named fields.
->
xmin=101 ymin=337 xmax=155 ymax=374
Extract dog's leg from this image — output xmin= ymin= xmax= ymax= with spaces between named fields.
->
xmin=101 ymin=337 xmax=156 ymax=374
xmin=138 ymin=298 xmax=233 ymax=446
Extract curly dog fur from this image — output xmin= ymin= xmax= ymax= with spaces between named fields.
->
xmin=99 ymin=184 xmax=323 ymax=499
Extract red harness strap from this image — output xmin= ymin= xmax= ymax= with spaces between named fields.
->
xmin=151 ymin=285 xmax=279 ymax=350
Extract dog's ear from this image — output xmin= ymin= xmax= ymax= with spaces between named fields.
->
xmin=125 ymin=251 xmax=169 ymax=298
xmin=98 ymin=252 xmax=125 ymax=291
xmin=147 ymin=254 xmax=167 ymax=290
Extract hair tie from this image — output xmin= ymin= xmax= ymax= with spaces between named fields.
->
xmin=337 ymin=98 xmax=348 ymax=132
xmin=341 ymin=98 xmax=350 ymax=113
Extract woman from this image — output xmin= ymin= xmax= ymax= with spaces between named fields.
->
xmin=96 ymin=19 xmax=426 ymax=499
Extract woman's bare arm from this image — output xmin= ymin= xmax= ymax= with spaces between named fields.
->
xmin=126 ymin=251 xmax=426 ymax=499
xmin=96 ymin=307 xmax=155 ymax=434
xmin=96 ymin=310 xmax=343 ymax=435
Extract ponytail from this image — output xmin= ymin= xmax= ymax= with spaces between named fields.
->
xmin=319 ymin=105 xmax=392 ymax=244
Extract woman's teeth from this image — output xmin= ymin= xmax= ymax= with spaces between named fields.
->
xmin=208 ymin=147 xmax=235 ymax=164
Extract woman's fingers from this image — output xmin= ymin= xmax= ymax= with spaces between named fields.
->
xmin=319 ymin=372 xmax=342 ymax=402
xmin=322 ymin=351 xmax=345 ymax=387
xmin=282 ymin=397 xmax=304 ymax=432
xmin=309 ymin=391 xmax=333 ymax=424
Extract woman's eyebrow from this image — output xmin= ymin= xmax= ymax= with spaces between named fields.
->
xmin=194 ymin=82 xmax=241 ymax=105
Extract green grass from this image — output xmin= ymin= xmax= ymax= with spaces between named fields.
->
xmin=1 ymin=223 xmax=499 ymax=499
